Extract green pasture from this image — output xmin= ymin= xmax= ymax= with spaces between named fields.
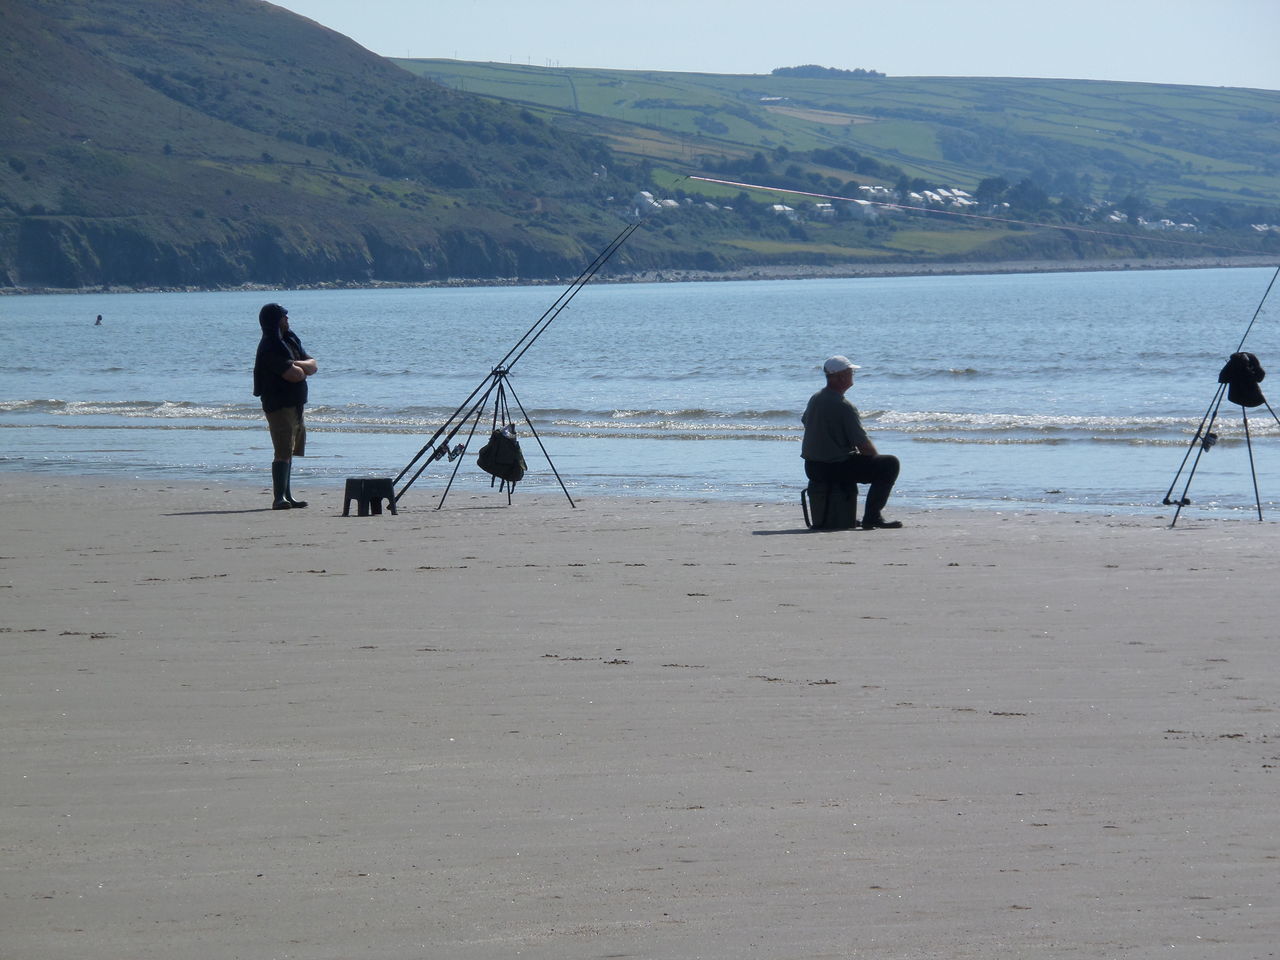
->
xmin=879 ymin=227 xmax=1020 ymax=256
xmin=395 ymin=60 xmax=1280 ymax=208
xmin=725 ymin=238 xmax=896 ymax=259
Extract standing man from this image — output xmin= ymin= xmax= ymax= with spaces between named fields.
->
xmin=801 ymin=355 xmax=902 ymax=529
xmin=253 ymin=303 xmax=317 ymax=510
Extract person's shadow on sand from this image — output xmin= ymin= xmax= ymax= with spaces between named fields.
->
xmin=752 ymin=527 xmax=845 ymax=536
xmin=163 ymin=508 xmax=278 ymax=516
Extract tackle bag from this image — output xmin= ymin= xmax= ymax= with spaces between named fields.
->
xmin=476 ymin=427 xmax=527 ymax=483
xmin=1218 ymin=351 xmax=1266 ymax=408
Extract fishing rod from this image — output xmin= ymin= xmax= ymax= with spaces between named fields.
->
xmin=392 ymin=216 xmax=645 ymax=504
xmin=1232 ymin=261 xmax=1280 ymax=353
xmin=686 ymin=175 xmax=1274 ymax=259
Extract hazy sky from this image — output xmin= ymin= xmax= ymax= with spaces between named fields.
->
xmin=272 ymin=0 xmax=1280 ymax=91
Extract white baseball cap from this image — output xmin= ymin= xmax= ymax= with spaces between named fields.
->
xmin=823 ymin=355 xmax=860 ymax=374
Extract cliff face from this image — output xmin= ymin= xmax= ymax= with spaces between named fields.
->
xmin=3 ymin=216 xmax=587 ymax=288
xmin=0 ymin=0 xmax=629 ymax=289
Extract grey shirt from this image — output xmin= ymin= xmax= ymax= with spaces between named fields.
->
xmin=801 ymin=386 xmax=870 ymax=462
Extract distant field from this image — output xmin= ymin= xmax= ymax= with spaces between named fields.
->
xmin=880 ymin=228 xmax=1018 ymax=256
xmin=762 ymin=104 xmax=874 ymax=125
xmin=724 ymin=238 xmax=897 ymax=259
xmin=397 ymin=59 xmax=1280 ymax=206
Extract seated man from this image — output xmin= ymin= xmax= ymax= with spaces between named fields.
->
xmin=801 ymin=355 xmax=902 ymax=529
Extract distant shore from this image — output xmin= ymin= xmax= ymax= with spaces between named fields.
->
xmin=3 ymin=254 xmax=1275 ymax=296
xmin=599 ymin=254 xmax=1280 ymax=286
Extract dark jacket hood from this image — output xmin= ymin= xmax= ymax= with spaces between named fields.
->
xmin=259 ymin=303 xmax=287 ymax=338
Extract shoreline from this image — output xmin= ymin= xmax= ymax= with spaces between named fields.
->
xmin=0 ymin=461 xmax=1208 ymax=520
xmin=3 ymin=254 xmax=1275 ymax=296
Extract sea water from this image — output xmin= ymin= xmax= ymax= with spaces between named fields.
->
xmin=2 ymin=267 xmax=1279 ymax=515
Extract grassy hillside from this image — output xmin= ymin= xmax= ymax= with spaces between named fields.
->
xmin=398 ymin=60 xmax=1280 ymax=208
xmin=398 ymin=60 xmax=1280 ymax=269
xmin=0 ymin=0 xmax=666 ymax=288
xmin=2 ymin=0 xmax=1276 ymax=291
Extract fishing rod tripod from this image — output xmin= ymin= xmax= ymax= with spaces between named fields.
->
xmin=433 ymin=364 xmax=574 ymax=509
xmin=1163 ymin=266 xmax=1280 ymax=527
xmin=1164 ymin=353 xmax=1279 ymax=526
xmin=389 ymin=216 xmax=645 ymax=510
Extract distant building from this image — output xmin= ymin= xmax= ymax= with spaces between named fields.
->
xmin=843 ymin=199 xmax=880 ymax=221
xmin=1142 ymin=218 xmax=1198 ymax=233
xmin=630 ymin=190 xmax=664 ymax=219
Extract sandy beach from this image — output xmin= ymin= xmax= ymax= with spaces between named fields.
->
xmin=2 ymin=475 xmax=1278 ymax=959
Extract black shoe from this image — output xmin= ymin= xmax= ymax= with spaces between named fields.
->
xmin=272 ymin=499 xmax=292 ymax=510
xmin=285 ymin=498 xmax=308 ymax=509
xmin=862 ymin=516 xmax=903 ymax=529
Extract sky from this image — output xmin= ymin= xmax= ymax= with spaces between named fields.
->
xmin=272 ymin=0 xmax=1280 ymax=91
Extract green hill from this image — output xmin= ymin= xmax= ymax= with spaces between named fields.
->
xmin=398 ymin=59 xmax=1280 ymax=267
xmin=2 ymin=0 xmax=1277 ymax=291
xmin=399 ymin=59 xmax=1280 ymax=207
xmin=0 ymin=0 xmax=659 ymax=288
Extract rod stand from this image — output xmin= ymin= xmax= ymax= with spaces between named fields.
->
xmin=387 ymin=217 xmax=645 ymax=510
xmin=412 ymin=366 xmax=576 ymax=512
xmin=1164 ymin=363 xmax=1279 ymax=526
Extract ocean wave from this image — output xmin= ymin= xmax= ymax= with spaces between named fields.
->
xmin=0 ymin=398 xmax=263 ymax=420
xmin=605 ymin=407 xmax=796 ymax=421
xmin=6 ymin=396 xmax=1274 ymax=445
xmin=875 ymin=410 xmax=1271 ymax=436
xmin=878 ymin=366 xmax=988 ymax=378
xmin=910 ymin=435 xmax=1199 ymax=447
xmin=583 ymin=368 xmax=723 ymax=381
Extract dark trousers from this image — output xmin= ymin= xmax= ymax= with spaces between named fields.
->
xmin=805 ymin=455 xmax=900 ymax=521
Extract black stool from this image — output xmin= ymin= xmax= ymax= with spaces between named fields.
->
xmin=802 ymin=481 xmax=858 ymax=530
xmin=343 ymin=477 xmax=397 ymax=516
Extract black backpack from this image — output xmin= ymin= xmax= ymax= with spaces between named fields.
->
xmin=476 ymin=427 xmax=527 ymax=484
xmin=1218 ymin=352 xmax=1266 ymax=408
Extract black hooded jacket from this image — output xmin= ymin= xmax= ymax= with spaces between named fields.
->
xmin=253 ymin=304 xmax=311 ymax=413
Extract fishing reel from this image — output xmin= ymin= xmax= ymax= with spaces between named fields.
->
xmin=428 ymin=443 xmax=465 ymax=464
